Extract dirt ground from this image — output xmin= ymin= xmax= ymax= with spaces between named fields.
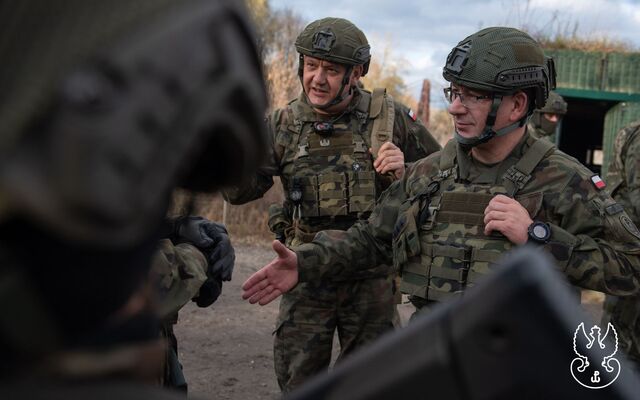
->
xmin=174 ymin=243 xmax=281 ymax=400
xmin=174 ymin=242 xmax=604 ymax=400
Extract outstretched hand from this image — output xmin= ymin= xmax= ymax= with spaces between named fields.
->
xmin=242 ymin=240 xmax=299 ymax=305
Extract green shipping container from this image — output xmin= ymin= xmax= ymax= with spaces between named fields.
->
xmin=544 ymin=49 xmax=640 ymax=176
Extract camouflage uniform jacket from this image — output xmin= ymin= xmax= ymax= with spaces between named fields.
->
xmin=295 ymin=133 xmax=640 ymax=297
xmin=225 ymin=88 xmax=440 ymax=278
xmin=152 ymin=240 xmax=208 ymax=320
xmin=607 ymin=121 xmax=640 ymax=226
xmin=603 ymin=121 xmax=640 ymax=363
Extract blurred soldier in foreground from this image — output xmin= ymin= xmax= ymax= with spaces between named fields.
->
xmin=602 ymin=121 xmax=640 ymax=369
xmin=0 ymin=0 xmax=266 ymax=398
xmin=225 ymin=17 xmax=441 ymax=391
xmin=527 ymin=90 xmax=568 ymax=144
xmin=242 ymin=28 xmax=640 ymax=320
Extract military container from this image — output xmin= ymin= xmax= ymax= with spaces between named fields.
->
xmin=545 ymin=49 xmax=640 ymax=176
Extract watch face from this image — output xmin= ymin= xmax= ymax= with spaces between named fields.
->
xmin=529 ymin=221 xmax=551 ymax=243
xmin=532 ymin=224 xmax=548 ymax=239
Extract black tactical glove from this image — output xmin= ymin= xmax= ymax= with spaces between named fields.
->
xmin=194 ymin=276 xmax=223 ymax=308
xmin=173 ymin=216 xmax=235 ymax=281
xmin=201 ymin=221 xmax=235 ymax=282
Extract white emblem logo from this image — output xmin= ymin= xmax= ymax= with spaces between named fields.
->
xmin=570 ymin=322 xmax=620 ymax=389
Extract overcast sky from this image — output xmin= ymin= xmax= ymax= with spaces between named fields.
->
xmin=270 ymin=0 xmax=640 ymax=106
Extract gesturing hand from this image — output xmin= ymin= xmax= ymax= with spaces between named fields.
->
xmin=242 ymin=240 xmax=299 ymax=305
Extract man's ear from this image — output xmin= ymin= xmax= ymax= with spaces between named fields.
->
xmin=351 ymin=64 xmax=363 ymax=82
xmin=511 ymin=91 xmax=529 ymax=121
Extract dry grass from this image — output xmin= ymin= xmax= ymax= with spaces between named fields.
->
xmin=171 ymin=183 xmax=285 ymax=245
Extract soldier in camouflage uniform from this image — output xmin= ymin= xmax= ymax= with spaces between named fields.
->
xmin=0 ymin=1 xmax=266 ymax=398
xmin=225 ymin=17 xmax=441 ymax=391
xmin=602 ymin=121 xmax=640 ymax=368
xmin=527 ymin=91 xmax=567 ymax=144
xmin=155 ymin=216 xmax=235 ymax=391
xmin=242 ymin=28 xmax=640 ymax=323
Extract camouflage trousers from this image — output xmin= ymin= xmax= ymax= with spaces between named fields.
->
xmin=274 ymin=274 xmax=396 ymax=392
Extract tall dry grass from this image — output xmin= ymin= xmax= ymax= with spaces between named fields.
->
xmin=171 ymin=183 xmax=285 ymax=245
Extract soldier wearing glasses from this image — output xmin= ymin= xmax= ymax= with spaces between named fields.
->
xmin=241 ymin=27 xmax=640 ymax=320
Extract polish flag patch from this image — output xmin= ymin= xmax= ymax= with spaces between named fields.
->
xmin=408 ymin=109 xmax=417 ymax=121
xmin=591 ymin=175 xmax=606 ymax=190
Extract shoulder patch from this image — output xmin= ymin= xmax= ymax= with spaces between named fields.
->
xmin=407 ymin=109 xmax=417 ymax=121
xmin=620 ymin=214 xmax=640 ymax=240
xmin=590 ymin=174 xmax=606 ymax=190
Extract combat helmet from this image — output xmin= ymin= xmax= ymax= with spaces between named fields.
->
xmin=295 ymin=17 xmax=371 ymax=108
xmin=443 ymin=27 xmax=556 ymax=147
xmin=530 ymin=91 xmax=567 ymax=135
xmin=0 ymin=0 xmax=267 ymax=372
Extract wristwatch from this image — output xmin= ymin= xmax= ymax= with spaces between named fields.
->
xmin=527 ymin=221 xmax=551 ymax=243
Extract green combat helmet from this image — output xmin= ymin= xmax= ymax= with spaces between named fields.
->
xmin=442 ymin=27 xmax=556 ymax=147
xmin=294 ymin=17 xmax=371 ymax=108
xmin=0 ymin=0 xmax=267 ymax=378
xmin=530 ymin=91 xmax=568 ymax=135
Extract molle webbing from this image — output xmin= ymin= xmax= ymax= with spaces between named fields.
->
xmin=291 ymin=171 xmax=377 ymax=218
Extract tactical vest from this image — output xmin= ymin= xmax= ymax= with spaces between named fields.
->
xmin=393 ymin=138 xmax=555 ymax=303
xmin=278 ymin=88 xmax=395 ymax=227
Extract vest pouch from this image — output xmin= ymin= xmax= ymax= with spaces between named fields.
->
xmin=461 ymin=237 xmax=513 ymax=290
xmin=347 ymin=170 xmax=376 ymax=213
xmin=399 ymin=256 xmax=429 ymax=299
xmin=393 ymin=202 xmax=426 ymax=297
xmin=421 ymin=242 xmax=469 ymax=302
xmin=318 ymin=172 xmax=348 ymax=217
xmin=296 ymin=175 xmax=320 ymax=218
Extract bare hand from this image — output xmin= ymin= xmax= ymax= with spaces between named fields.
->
xmin=372 ymin=142 xmax=405 ymax=179
xmin=483 ymin=194 xmax=532 ymax=245
xmin=241 ymin=240 xmax=299 ymax=305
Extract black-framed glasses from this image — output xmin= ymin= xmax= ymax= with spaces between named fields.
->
xmin=443 ymin=87 xmax=493 ymax=108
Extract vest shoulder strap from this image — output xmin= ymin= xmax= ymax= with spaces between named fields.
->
xmin=502 ymin=138 xmax=555 ymax=196
xmin=369 ymin=88 xmax=395 ymax=160
xmin=439 ymin=140 xmax=457 ymax=172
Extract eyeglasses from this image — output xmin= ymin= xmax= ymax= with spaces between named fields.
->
xmin=443 ymin=87 xmax=493 ymax=108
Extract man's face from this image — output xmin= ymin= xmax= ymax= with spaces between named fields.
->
xmin=543 ymin=113 xmax=560 ymax=123
xmin=302 ymin=55 xmax=353 ymax=110
xmin=446 ymin=84 xmax=495 ymax=139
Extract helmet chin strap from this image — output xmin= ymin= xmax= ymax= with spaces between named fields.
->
xmin=454 ymin=95 xmax=527 ymax=149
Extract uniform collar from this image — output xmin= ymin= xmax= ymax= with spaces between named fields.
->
xmin=457 ymin=131 xmax=534 ymax=184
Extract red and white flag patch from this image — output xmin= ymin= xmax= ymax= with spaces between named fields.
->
xmin=408 ymin=109 xmax=417 ymax=121
xmin=591 ymin=175 xmax=606 ymax=190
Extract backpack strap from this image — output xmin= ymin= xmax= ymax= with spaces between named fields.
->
xmin=369 ymin=88 xmax=395 ymax=160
